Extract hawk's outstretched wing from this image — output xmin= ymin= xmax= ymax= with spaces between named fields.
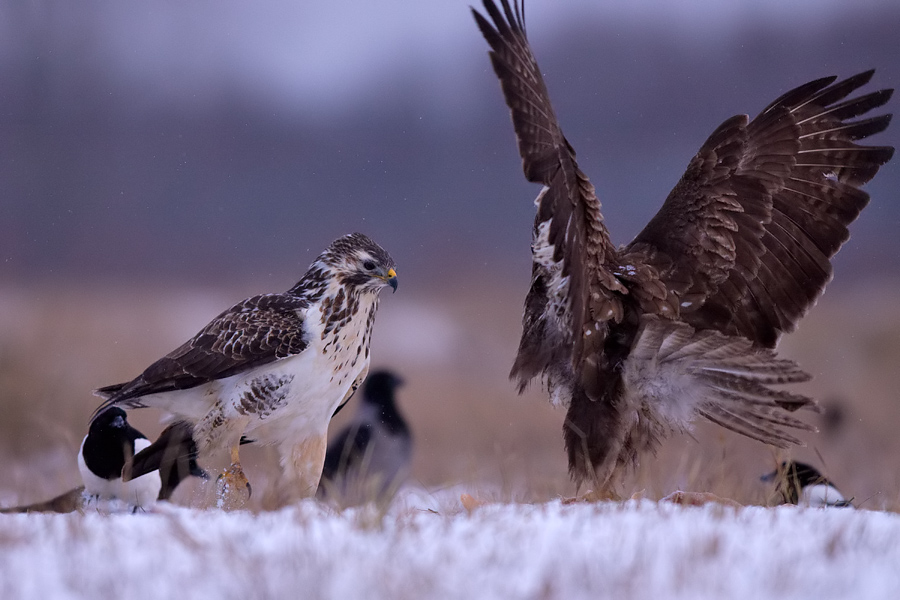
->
xmin=474 ymin=0 xmax=626 ymax=390
xmin=475 ymin=0 xmax=894 ymax=490
xmin=93 ymin=293 xmax=309 ymax=415
xmin=627 ymin=72 xmax=894 ymax=347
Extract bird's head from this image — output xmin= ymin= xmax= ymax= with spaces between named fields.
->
xmin=86 ymin=407 xmax=148 ymax=450
xmin=364 ymin=370 xmax=405 ymax=404
xmin=90 ymin=407 xmax=129 ymax=433
xmin=320 ymin=233 xmax=398 ymax=293
xmin=360 ymin=370 xmax=409 ymax=435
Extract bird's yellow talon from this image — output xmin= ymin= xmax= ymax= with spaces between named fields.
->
xmin=215 ymin=447 xmax=251 ymax=510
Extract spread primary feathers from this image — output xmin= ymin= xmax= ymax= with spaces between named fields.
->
xmin=474 ymin=0 xmax=893 ymax=493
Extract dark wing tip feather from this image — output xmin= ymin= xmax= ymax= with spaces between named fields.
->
xmin=634 ymin=69 xmax=893 ymax=346
xmin=802 ymin=70 xmax=875 ymax=109
xmin=474 ymin=0 xmax=517 ymax=44
xmin=94 ymin=382 xmax=125 ymax=397
xmin=472 ymin=7 xmax=500 ymax=46
xmin=827 ymin=89 xmax=893 ymax=122
xmin=474 ymin=0 xmax=569 ymax=185
xmin=761 ymin=75 xmax=838 ymax=115
xmin=89 ymin=384 xmax=134 ymax=422
xmin=834 ymin=114 xmax=893 ymax=141
xmin=488 ymin=0 xmax=524 ymax=33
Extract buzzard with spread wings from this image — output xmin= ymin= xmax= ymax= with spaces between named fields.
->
xmin=473 ymin=0 xmax=894 ymax=493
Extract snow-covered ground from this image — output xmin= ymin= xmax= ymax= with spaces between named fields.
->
xmin=1 ymin=489 xmax=898 ymax=600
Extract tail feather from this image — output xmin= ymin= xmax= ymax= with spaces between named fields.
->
xmin=700 ymin=406 xmax=804 ymax=448
xmin=625 ymin=316 xmax=816 ymax=446
xmin=700 ymin=360 xmax=810 ymax=384
xmin=93 ymin=382 xmax=126 ymax=401
xmin=708 ymin=382 xmax=813 ymax=410
xmin=0 ymin=487 xmax=85 ymax=514
xmin=90 ymin=382 xmax=149 ymax=421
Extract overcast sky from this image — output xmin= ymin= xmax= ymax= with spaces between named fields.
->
xmin=1 ymin=0 xmax=897 ymax=285
xmin=2 ymin=0 xmax=896 ymax=117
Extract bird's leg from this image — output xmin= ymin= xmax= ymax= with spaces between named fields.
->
xmin=215 ymin=445 xmax=252 ymax=510
xmin=561 ymin=458 xmax=625 ymax=504
xmin=561 ymin=486 xmax=624 ymax=504
xmin=276 ymin=434 xmax=327 ymax=505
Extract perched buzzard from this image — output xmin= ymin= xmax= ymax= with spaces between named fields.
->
xmin=473 ymin=0 xmax=894 ymax=493
xmin=318 ymin=369 xmax=412 ymax=505
xmin=93 ymin=233 xmax=398 ymax=504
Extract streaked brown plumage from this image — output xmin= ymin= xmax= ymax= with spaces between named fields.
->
xmin=91 ymin=233 xmax=398 ymax=504
xmin=473 ymin=0 xmax=894 ymax=493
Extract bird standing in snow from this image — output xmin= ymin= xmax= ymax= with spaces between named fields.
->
xmin=0 ymin=411 xmax=204 ymax=514
xmin=318 ymin=370 xmax=412 ymax=505
xmin=473 ymin=0 xmax=893 ymax=496
xmin=92 ymin=233 xmax=398 ymax=506
xmin=763 ymin=461 xmax=853 ymax=508
xmin=78 ymin=407 xmax=162 ymax=509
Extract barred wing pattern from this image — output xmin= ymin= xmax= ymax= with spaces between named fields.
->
xmin=94 ymin=293 xmax=309 ymax=412
xmin=629 ymin=72 xmax=894 ymax=347
xmin=474 ymin=0 xmax=626 ymax=393
xmin=475 ymin=0 xmax=893 ymax=490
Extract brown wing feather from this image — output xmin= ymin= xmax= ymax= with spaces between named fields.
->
xmin=125 ymin=421 xmax=206 ymax=501
xmin=474 ymin=0 xmax=625 ymax=391
xmin=628 ymin=71 xmax=893 ymax=346
xmin=94 ymin=293 xmax=309 ymax=415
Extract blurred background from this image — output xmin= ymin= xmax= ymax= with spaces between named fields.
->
xmin=2 ymin=0 xmax=899 ymax=509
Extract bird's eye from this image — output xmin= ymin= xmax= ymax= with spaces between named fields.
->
xmin=363 ymin=260 xmax=376 ymax=271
